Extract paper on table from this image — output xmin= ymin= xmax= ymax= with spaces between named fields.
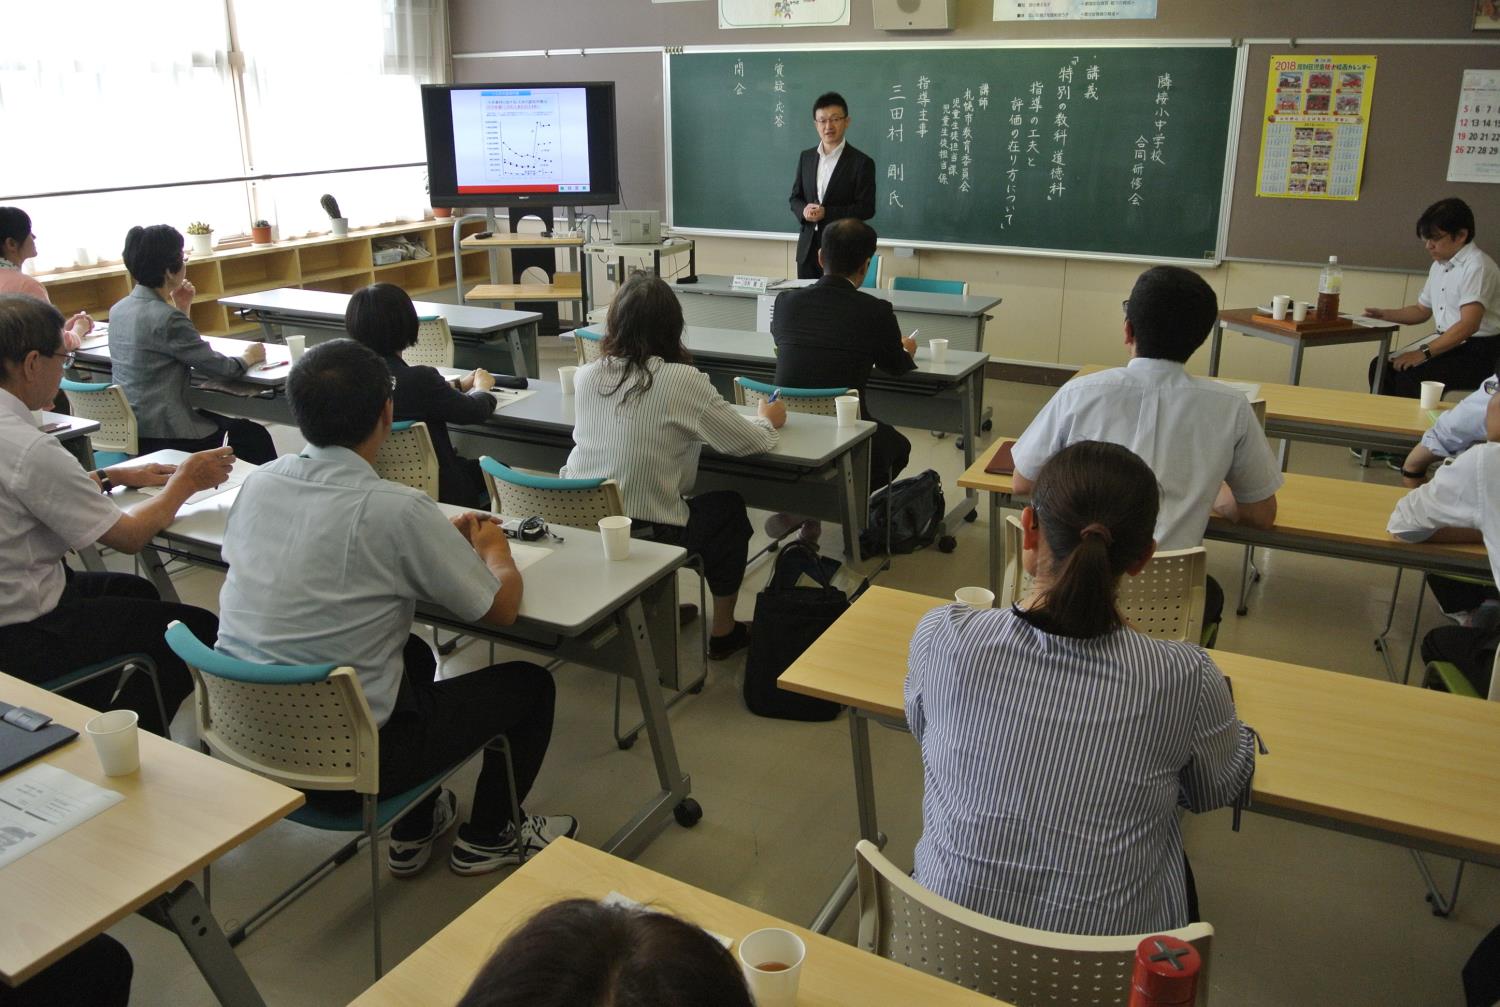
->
xmin=1214 ymin=379 xmax=1261 ymax=402
xmin=490 ymin=387 xmax=537 ymax=410
xmin=601 ymin=890 xmax=733 ymax=948
xmin=506 ymin=540 xmax=547 ymax=573
xmin=768 ymin=278 xmax=816 ymax=289
xmin=0 ymin=763 xmax=123 ymax=869
xmin=135 ymin=459 xmax=253 ymax=506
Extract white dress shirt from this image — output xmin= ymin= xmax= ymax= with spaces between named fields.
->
xmin=1420 ymin=381 xmax=1495 ymax=459
xmin=216 ymin=445 xmax=501 ymax=725
xmin=1012 ymin=357 xmax=1284 ymax=551
xmin=562 ymin=357 xmax=777 ymax=526
xmin=1388 ymin=441 xmax=1500 ymax=587
xmin=0 ymin=388 xmax=120 ymax=627
xmin=816 ymin=140 xmax=846 ymax=204
xmin=1420 ymin=242 xmax=1500 ymax=340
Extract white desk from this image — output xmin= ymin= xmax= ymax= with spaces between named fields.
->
xmin=119 ymin=454 xmax=698 ymax=860
xmin=218 ymin=287 xmax=545 ymax=378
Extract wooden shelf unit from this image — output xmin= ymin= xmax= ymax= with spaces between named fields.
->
xmin=37 ymin=220 xmax=485 ymax=337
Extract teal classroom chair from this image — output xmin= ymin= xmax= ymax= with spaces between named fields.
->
xmin=891 ymin=276 xmax=969 ymax=297
xmin=372 ymin=420 xmax=440 ymax=501
xmin=732 ymin=376 xmax=853 ymax=417
xmin=575 ymin=327 xmax=605 ymax=365
xmin=165 ymin=620 xmax=521 ymax=978
xmin=861 ymin=253 xmax=883 ymax=289
xmin=479 ymin=457 xmax=709 ymax=751
xmin=41 ymin=653 xmax=171 ymax=736
xmin=59 ymin=378 xmax=137 ymax=468
xmin=405 ymin=315 xmax=455 ymax=368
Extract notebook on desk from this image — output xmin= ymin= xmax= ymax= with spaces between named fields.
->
xmin=985 ymin=440 xmax=1017 ymax=475
xmin=0 ymin=702 xmax=78 ymax=777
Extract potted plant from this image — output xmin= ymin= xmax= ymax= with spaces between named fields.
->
xmin=185 ymin=221 xmax=214 ymax=256
xmin=250 ymin=219 xmax=273 ymax=245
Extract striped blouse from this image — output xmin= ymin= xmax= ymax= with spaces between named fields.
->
xmin=561 ymin=356 xmax=778 ymax=526
xmin=905 ymin=603 xmax=1257 ymax=936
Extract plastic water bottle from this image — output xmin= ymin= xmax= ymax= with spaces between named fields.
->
xmin=1317 ymin=255 xmax=1343 ymax=321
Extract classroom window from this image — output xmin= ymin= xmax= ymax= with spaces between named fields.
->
xmin=2 ymin=0 xmax=447 ymax=273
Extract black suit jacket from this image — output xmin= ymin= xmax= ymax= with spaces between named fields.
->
xmin=385 ymin=355 xmax=497 ymax=507
xmin=788 ymin=143 xmax=877 ymax=270
xmin=770 ymin=276 xmax=915 ymax=422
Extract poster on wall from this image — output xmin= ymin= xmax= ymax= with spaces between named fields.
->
xmin=1476 ymin=1 xmax=1500 ymax=30
xmin=1255 ymin=54 xmax=1376 ymax=200
xmin=994 ymin=0 xmax=1157 ymax=19
xmin=718 ymin=0 xmax=849 ymax=29
xmin=1449 ymin=69 xmax=1500 ymax=182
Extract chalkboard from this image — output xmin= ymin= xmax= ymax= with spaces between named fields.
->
xmin=668 ymin=46 xmax=1241 ymax=262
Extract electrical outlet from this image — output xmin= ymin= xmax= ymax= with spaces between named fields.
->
xmin=606 ymin=263 xmax=617 ymax=283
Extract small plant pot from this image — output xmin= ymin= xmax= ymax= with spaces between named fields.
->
xmin=250 ymin=225 xmax=273 ymax=245
xmin=188 ymin=232 xmax=214 ymax=256
xmin=433 ymin=206 xmax=452 ymax=219
xmin=330 ymin=217 xmax=350 ymax=237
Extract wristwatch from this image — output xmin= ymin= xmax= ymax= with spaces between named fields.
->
xmin=1420 ymin=343 xmax=1433 ymax=360
xmin=95 ymin=471 xmax=114 ymax=495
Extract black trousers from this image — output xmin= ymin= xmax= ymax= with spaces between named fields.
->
xmin=0 ymin=934 xmax=131 ymax=1007
xmin=1428 ymin=575 xmax=1499 ymax=615
xmin=1421 ymin=624 xmax=1497 ymax=696
xmin=1204 ymin=575 xmax=1225 ymax=630
xmin=381 ymin=636 xmax=556 ymax=841
xmin=0 ymin=571 xmax=209 ymax=735
xmin=138 ymin=410 xmax=276 ymax=465
xmin=635 ymin=490 xmax=753 ymax=598
xmin=872 ymin=422 xmax=911 ymax=493
xmin=1368 ymin=336 xmax=1499 ymax=398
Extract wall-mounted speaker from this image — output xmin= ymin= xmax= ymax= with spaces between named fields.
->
xmin=872 ymin=0 xmax=956 ymax=30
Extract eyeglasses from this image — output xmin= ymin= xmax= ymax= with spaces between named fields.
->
xmin=1121 ymin=299 xmax=1131 ymax=315
xmin=44 ymin=349 xmax=75 ymax=367
xmin=814 ymin=114 xmax=847 ymax=126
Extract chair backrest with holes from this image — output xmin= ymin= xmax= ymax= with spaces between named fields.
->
xmin=576 ymin=328 xmax=605 ymax=365
xmin=59 ymin=379 xmax=138 ymax=458
xmin=479 ymin=456 xmax=623 ymax=526
xmin=404 ymin=316 xmax=455 ymax=368
xmin=372 ymin=421 xmax=440 ymax=501
xmin=732 ymin=376 xmax=852 ymax=417
xmin=855 ymin=840 xmax=1213 ymax=1006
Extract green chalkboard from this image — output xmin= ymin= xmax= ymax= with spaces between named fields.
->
xmin=668 ymin=46 xmax=1240 ymax=262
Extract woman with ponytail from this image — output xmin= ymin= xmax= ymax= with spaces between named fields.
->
xmin=905 ymin=440 xmax=1257 ymax=936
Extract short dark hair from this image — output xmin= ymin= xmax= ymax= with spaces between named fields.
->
xmin=346 ymin=283 xmax=418 ymax=357
xmin=812 ymin=91 xmax=848 ymax=118
xmin=286 ymin=338 xmax=391 ymax=448
xmin=821 ymin=218 xmax=877 ymax=278
xmin=456 ymin=899 xmax=753 ymax=1007
xmin=0 ymin=295 xmax=66 ymax=382
xmin=121 ymin=225 xmax=185 ymax=289
xmin=599 ymin=272 xmax=691 ymax=404
xmin=0 ymin=208 xmax=31 ymax=249
xmin=1125 ymin=266 xmax=1218 ymax=363
xmin=1032 ymin=441 xmax=1161 ymax=639
xmin=1417 ymin=197 xmax=1476 ymax=244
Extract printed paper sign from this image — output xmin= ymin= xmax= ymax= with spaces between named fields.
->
xmin=719 ymin=0 xmax=850 ymax=29
xmin=995 ymin=0 xmax=1157 ymax=20
xmin=1449 ymin=69 xmax=1500 ymax=183
xmin=1255 ymin=54 xmax=1377 ymax=200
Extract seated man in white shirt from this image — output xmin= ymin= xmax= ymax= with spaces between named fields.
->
xmin=0 ymin=294 xmax=231 ymax=735
xmin=1388 ymin=390 xmax=1500 ymax=697
xmin=1011 ymin=266 xmax=1283 ymax=627
xmin=215 ymin=338 xmax=575 ymax=877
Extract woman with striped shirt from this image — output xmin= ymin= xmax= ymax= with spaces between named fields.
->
xmin=905 ymin=440 xmax=1257 ymax=936
xmin=563 ymin=274 xmax=786 ymax=658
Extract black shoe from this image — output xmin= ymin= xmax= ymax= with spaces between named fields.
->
xmin=707 ymin=622 xmax=751 ymax=660
xmin=679 ymin=603 xmax=699 ymax=627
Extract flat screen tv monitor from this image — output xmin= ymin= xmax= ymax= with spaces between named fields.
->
xmin=422 ymin=82 xmax=620 ymax=208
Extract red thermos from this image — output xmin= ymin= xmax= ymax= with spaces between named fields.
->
xmin=1127 ymin=934 xmax=1201 ymax=1006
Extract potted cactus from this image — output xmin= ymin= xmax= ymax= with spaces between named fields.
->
xmin=185 ymin=221 xmax=214 ymax=256
xmin=250 ymin=219 xmax=273 ymax=245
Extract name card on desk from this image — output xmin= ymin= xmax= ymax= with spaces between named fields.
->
xmin=731 ymin=275 xmax=769 ymax=293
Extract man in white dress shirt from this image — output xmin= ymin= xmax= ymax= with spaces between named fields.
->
xmin=1365 ymin=197 xmax=1500 ymax=399
xmin=1011 ymin=266 xmax=1284 ymax=628
xmin=788 ymin=92 xmax=876 ymax=280
xmin=216 ymin=338 xmax=575 ymax=877
xmin=1388 ymin=390 xmax=1500 ymax=697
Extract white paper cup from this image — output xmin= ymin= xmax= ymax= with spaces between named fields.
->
xmin=955 ymin=586 xmax=995 ymax=609
xmin=1420 ymin=380 xmax=1446 ymax=410
xmin=1292 ymin=301 xmax=1309 ymax=322
xmin=85 ymin=709 xmax=140 ymax=776
xmin=30 ymin=409 xmax=45 ymax=427
xmin=599 ymin=515 xmax=632 ymax=560
xmin=331 ymin=217 xmax=350 ymax=237
xmin=558 ymin=365 xmax=578 ymax=394
xmin=1271 ymin=294 xmax=1291 ymax=320
xmin=835 ymin=395 xmax=860 ymax=428
xmin=737 ymin=927 xmax=805 ymax=1007
xmin=929 ymin=337 xmax=949 ymax=364
xmin=285 ymin=334 xmax=306 ymax=361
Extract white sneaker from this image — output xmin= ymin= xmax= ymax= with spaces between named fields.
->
xmin=449 ymin=814 xmax=579 ymax=876
xmin=387 ymin=789 xmax=458 ymax=878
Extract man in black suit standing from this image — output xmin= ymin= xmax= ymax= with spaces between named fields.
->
xmin=790 ymin=92 xmax=877 ymax=281
xmin=773 ymin=219 xmax=917 ymax=509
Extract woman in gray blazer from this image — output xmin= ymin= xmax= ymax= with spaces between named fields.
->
xmin=107 ymin=225 xmax=276 ymax=463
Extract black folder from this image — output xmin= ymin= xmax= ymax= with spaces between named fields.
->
xmin=0 ymin=702 xmax=78 ymax=776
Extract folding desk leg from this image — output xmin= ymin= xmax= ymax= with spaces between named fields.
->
xmin=1236 ymin=545 xmax=1254 ymax=617
xmin=139 ymin=544 xmax=180 ymax=603
xmin=810 ymin=710 xmax=883 ymax=935
xmin=145 ymin=881 xmax=266 ymax=1007
xmin=988 ymin=493 xmax=1004 ymax=598
xmin=601 ymin=597 xmax=694 ymax=861
xmin=1410 ymin=851 xmax=1465 ymax=917
xmin=838 ymin=442 xmax=868 ymax=564
xmin=507 ymin=330 xmax=529 ymax=379
xmin=1208 ymin=322 xmax=1224 ymax=377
